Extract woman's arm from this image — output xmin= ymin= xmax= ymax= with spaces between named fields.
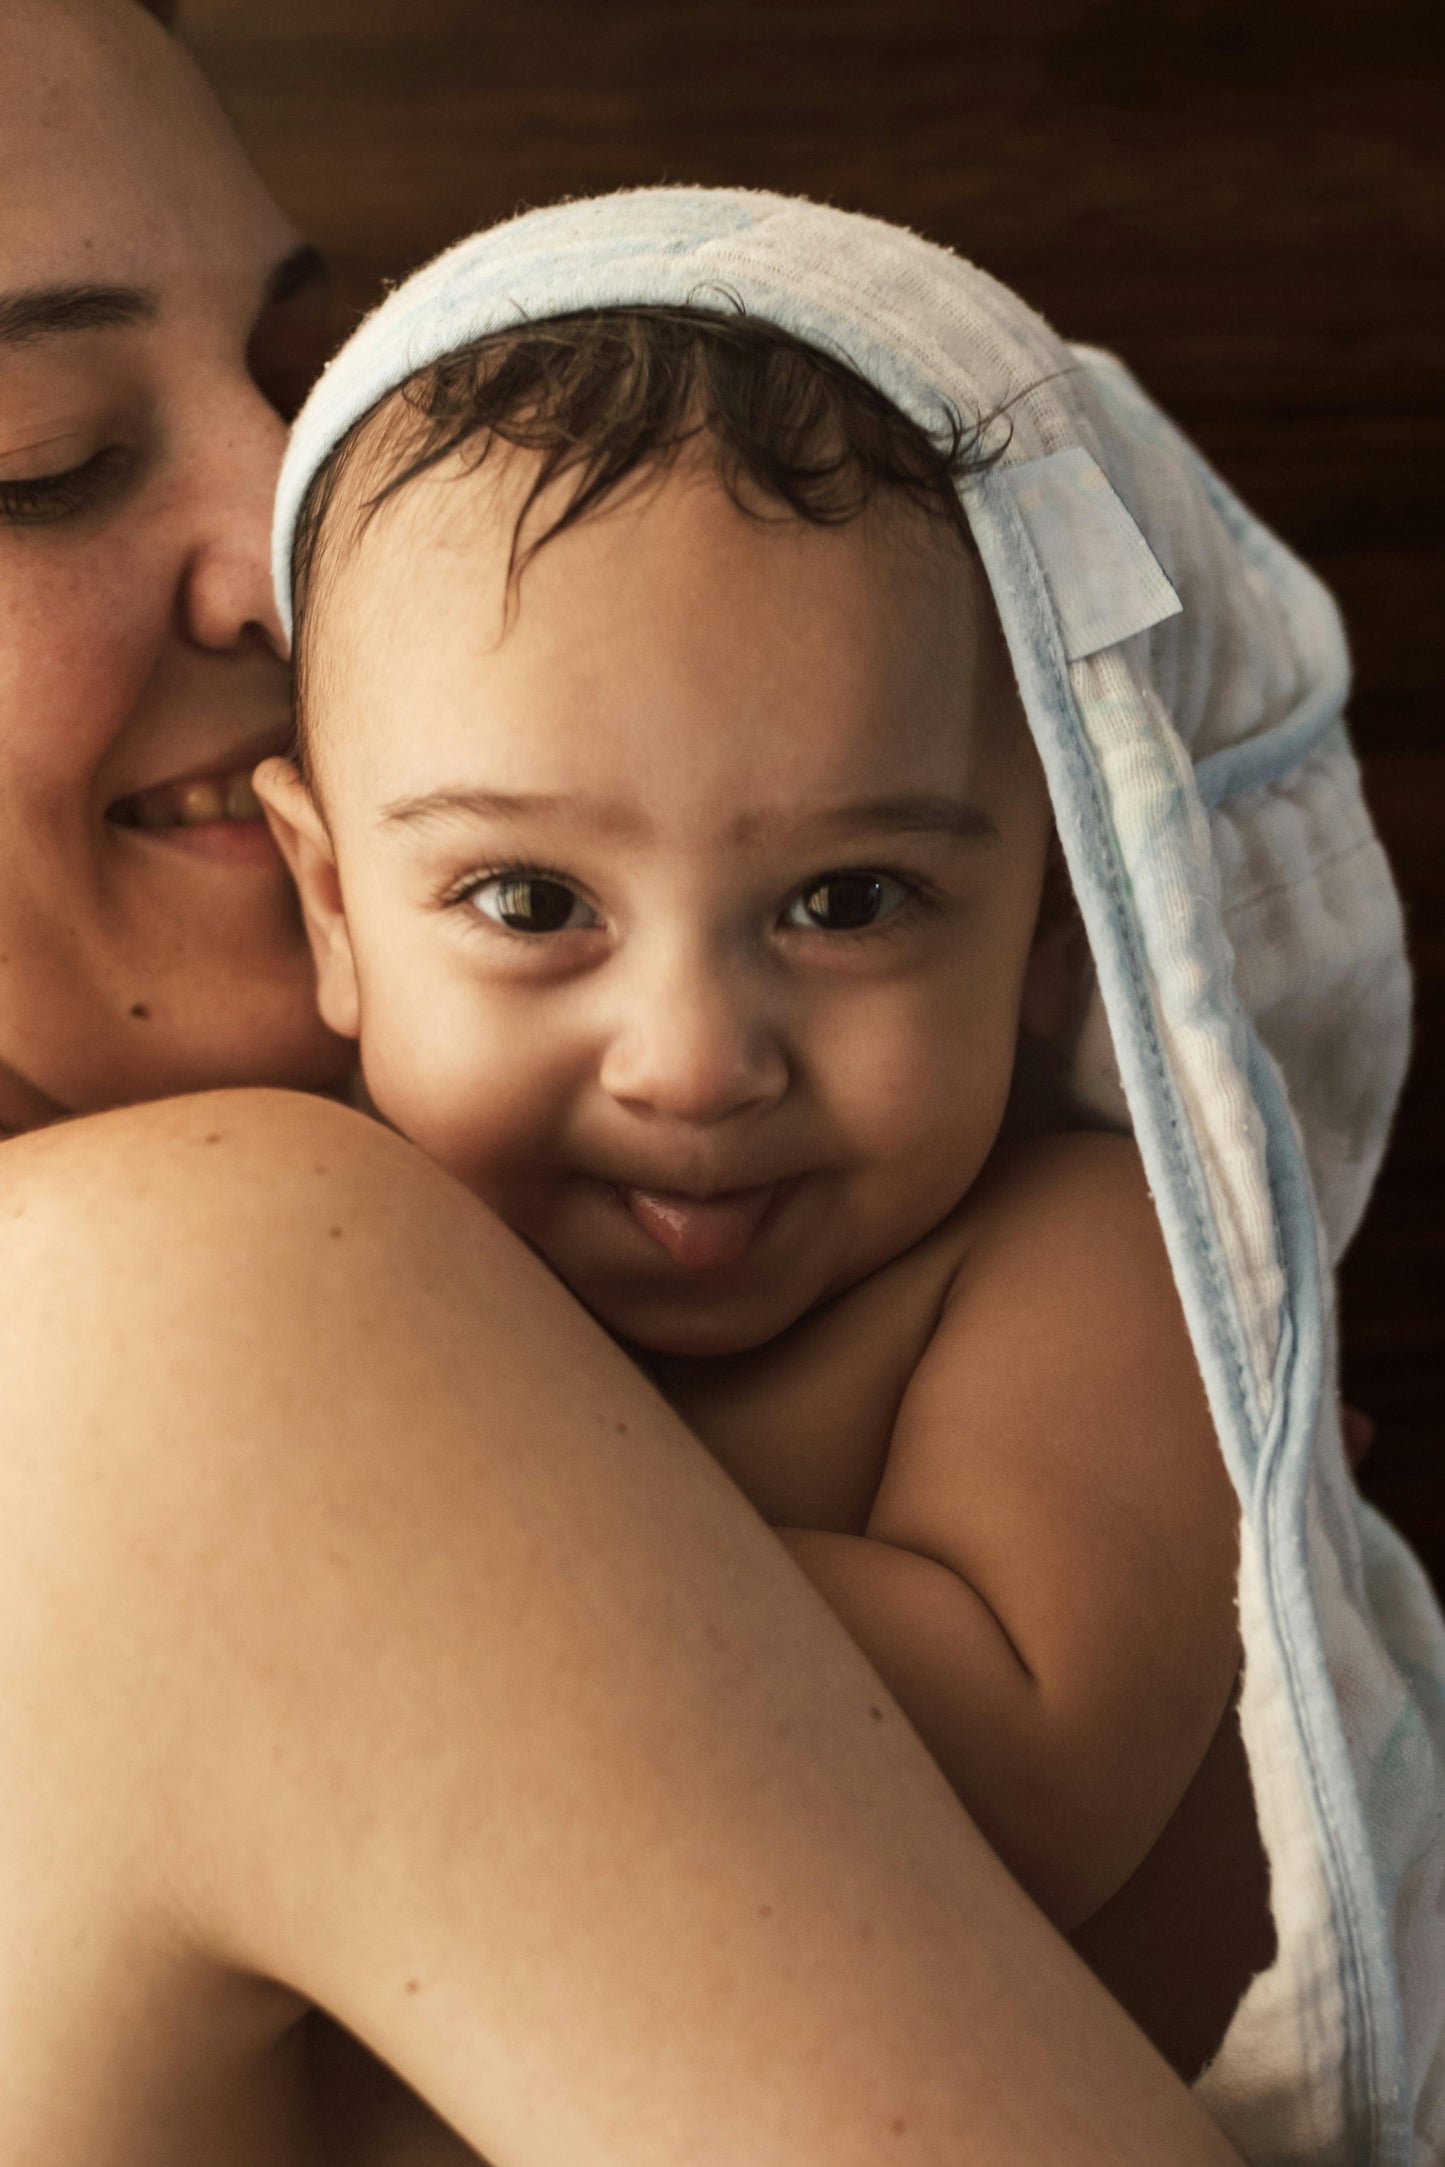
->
xmin=0 ymin=1089 xmax=1244 ymax=2167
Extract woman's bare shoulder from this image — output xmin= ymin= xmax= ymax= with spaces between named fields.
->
xmin=0 ymin=1087 xmax=510 ymax=1346
xmin=0 ymin=1088 xmax=428 ymax=1225
xmin=2 ymin=1085 xmax=375 ymax=1175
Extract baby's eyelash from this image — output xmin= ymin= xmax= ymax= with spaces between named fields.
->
xmin=789 ymin=868 xmax=938 ymax=943
xmin=443 ymin=859 xmax=576 ymax=909
xmin=442 ymin=861 xmax=940 ymax=944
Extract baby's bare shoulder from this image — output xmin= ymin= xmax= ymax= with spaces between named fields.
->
xmin=963 ymin=1125 xmax=1164 ymax=1251
xmin=869 ymin=1129 xmax=1241 ymax=1765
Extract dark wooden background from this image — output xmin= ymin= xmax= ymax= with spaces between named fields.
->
xmin=179 ymin=0 xmax=1444 ymax=1591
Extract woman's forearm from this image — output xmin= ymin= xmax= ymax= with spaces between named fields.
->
xmin=0 ymin=1089 xmax=1244 ymax=2167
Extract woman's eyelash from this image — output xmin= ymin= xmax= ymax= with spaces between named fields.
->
xmin=443 ymin=861 xmax=938 ymax=941
xmin=0 ymin=445 xmax=133 ymax=527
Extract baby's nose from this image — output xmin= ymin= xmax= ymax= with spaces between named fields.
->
xmin=597 ymin=954 xmax=789 ymax=1124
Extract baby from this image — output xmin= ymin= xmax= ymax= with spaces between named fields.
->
xmin=258 ymin=303 xmax=1271 ymax=2085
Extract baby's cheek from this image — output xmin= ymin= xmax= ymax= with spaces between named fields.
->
xmin=850 ymin=996 xmax=1010 ymax=1150
xmin=843 ymin=1002 xmax=1015 ymax=1228
xmin=348 ymin=920 xmax=586 ymax=1217
xmin=357 ymin=995 xmax=518 ymax=1192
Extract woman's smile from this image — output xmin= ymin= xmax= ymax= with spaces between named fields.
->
xmin=108 ymin=751 xmax=282 ymax=866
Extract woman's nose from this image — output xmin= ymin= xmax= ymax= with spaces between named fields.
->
xmin=597 ymin=951 xmax=790 ymax=1125
xmin=176 ymin=391 xmax=290 ymax=659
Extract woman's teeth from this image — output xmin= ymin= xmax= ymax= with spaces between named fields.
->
xmin=112 ymin=768 xmax=265 ymax=830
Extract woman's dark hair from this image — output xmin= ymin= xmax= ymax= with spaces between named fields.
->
xmin=136 ymin=0 xmax=178 ymax=23
xmin=290 ymin=304 xmax=1012 ymax=765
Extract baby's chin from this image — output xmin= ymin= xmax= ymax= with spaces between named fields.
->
xmin=564 ymin=1262 xmax=837 ymax=1363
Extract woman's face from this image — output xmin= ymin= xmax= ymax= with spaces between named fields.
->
xmin=0 ymin=0 xmax=349 ymax=1126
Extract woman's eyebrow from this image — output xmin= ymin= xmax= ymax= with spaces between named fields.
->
xmin=0 ymin=284 xmax=159 ymax=348
xmin=0 ymin=247 xmax=326 ymax=352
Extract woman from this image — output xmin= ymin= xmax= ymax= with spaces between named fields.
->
xmin=0 ymin=4 xmax=1250 ymax=2162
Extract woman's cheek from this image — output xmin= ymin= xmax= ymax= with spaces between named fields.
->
xmin=0 ymin=572 xmax=140 ymax=787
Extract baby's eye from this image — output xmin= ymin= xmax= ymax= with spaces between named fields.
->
xmin=463 ymin=873 xmax=598 ymax=935
xmin=782 ymin=872 xmax=911 ymax=934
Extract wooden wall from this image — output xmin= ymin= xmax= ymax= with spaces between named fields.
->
xmin=180 ymin=0 xmax=1444 ymax=1589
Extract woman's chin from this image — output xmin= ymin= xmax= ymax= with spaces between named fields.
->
xmin=92 ymin=989 xmax=354 ymax=1109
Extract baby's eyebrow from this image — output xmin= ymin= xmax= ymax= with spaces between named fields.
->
xmin=798 ymin=794 xmax=1000 ymax=847
xmin=379 ymin=787 xmax=999 ymax=847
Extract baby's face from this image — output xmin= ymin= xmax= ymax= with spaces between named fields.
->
xmin=267 ymin=443 xmax=1065 ymax=1355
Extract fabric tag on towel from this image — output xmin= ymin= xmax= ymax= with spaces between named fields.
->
xmin=999 ymin=446 xmax=1182 ymax=661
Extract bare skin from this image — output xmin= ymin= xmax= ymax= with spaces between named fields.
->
xmin=0 ymin=1088 xmax=1248 ymax=2167
xmin=0 ymin=5 xmax=1253 ymax=2161
xmin=0 ymin=0 xmax=346 ymax=1128
xmin=308 ymin=1126 xmax=1275 ymax=2166
xmin=643 ymin=1129 xmax=1276 ymax=2075
xmin=309 ymin=1128 xmax=1276 ymax=2167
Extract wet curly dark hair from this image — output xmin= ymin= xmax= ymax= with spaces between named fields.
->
xmin=289 ymin=304 xmax=1013 ymax=769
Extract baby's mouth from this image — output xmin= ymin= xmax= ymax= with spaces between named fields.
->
xmin=619 ymin=1184 xmax=780 ymax=1272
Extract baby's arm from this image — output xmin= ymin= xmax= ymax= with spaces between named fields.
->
xmin=776 ymin=1132 xmax=1242 ymax=1933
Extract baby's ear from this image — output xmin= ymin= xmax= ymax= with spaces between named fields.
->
xmin=1019 ymin=834 xmax=1089 ymax=1041
xmin=253 ymin=758 xmax=361 ymax=1041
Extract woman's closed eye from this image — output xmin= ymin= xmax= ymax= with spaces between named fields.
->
xmin=447 ymin=863 xmax=934 ymax=943
xmin=0 ymin=443 xmax=135 ymax=526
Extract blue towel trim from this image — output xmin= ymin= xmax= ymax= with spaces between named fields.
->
xmin=1247 ymin=1028 xmax=1408 ymax=2163
xmin=962 ymin=457 xmax=1265 ymax=1479
xmin=965 ymin=451 xmax=1403 ymax=2162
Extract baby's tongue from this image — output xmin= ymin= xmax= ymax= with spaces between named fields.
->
xmin=623 ymin=1186 xmax=774 ymax=1271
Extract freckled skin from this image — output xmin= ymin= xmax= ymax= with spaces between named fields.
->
xmin=0 ymin=0 xmax=349 ymax=1126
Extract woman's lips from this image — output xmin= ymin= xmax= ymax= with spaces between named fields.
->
xmin=107 ymin=763 xmax=281 ymax=866
xmin=619 ymin=1184 xmax=780 ymax=1271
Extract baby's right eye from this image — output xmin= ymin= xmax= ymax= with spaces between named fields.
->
xmin=461 ymin=872 xmax=599 ymax=935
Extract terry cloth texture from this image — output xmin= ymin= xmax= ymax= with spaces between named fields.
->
xmin=274 ymin=187 xmax=1444 ymax=2166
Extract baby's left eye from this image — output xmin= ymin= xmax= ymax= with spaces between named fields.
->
xmin=782 ymin=872 xmax=911 ymax=933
